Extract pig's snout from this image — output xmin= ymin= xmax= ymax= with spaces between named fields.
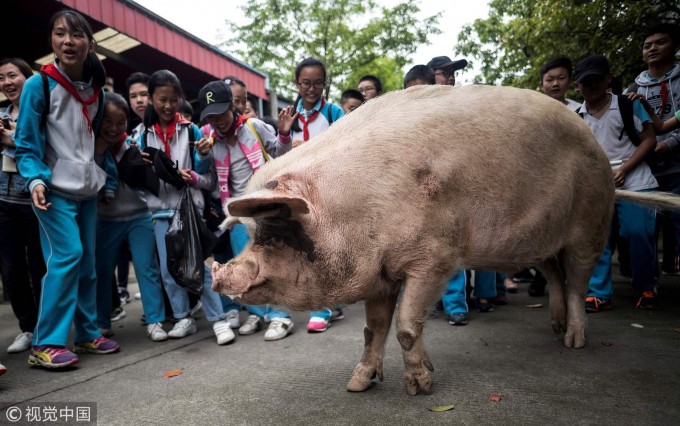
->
xmin=211 ymin=258 xmax=260 ymax=296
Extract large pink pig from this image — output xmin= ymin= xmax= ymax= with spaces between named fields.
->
xmin=211 ymin=84 xmax=662 ymax=395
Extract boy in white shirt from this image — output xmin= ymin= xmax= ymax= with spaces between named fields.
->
xmin=575 ymin=55 xmax=659 ymax=311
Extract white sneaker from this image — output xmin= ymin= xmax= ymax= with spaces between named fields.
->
xmin=168 ymin=318 xmax=197 ymax=338
xmin=190 ymin=300 xmax=203 ymax=317
xmin=213 ymin=320 xmax=236 ymax=345
xmin=225 ymin=309 xmax=241 ymax=328
xmin=134 ymin=292 xmax=142 ymax=300
xmin=264 ymin=318 xmax=294 ymax=341
xmin=7 ymin=332 xmax=32 ymax=353
xmin=238 ymin=315 xmax=263 ymax=335
xmin=147 ymin=323 xmax=168 ymax=342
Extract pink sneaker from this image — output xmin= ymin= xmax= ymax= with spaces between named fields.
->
xmin=306 ymin=316 xmax=330 ymax=333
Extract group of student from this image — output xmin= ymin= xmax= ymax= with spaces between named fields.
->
xmin=0 ymin=8 xmax=678 ymax=377
xmin=0 ymin=10 xmax=346 ymax=373
xmin=406 ymin=23 xmax=680 ymax=326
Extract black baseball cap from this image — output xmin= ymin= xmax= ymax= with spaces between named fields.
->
xmin=427 ymin=56 xmax=468 ymax=72
xmin=198 ymin=81 xmax=232 ymax=121
xmin=574 ymin=55 xmax=610 ymax=83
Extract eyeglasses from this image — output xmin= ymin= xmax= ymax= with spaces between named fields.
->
xmin=434 ymin=70 xmax=453 ymax=78
xmin=298 ymin=80 xmax=325 ymax=89
xmin=358 ymin=87 xmax=376 ymax=95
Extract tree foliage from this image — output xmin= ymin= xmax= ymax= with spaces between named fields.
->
xmin=456 ymin=0 xmax=680 ymax=92
xmin=219 ymin=0 xmax=441 ymax=100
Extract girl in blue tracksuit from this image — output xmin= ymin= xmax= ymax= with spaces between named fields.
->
xmin=138 ymin=70 xmax=233 ymax=345
xmin=94 ymin=92 xmax=168 ymax=342
xmin=14 ymin=10 xmax=120 ymax=369
xmin=288 ymin=57 xmax=346 ymax=333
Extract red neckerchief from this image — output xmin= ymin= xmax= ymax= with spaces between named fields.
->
xmin=153 ymin=113 xmax=180 ymax=157
xmin=215 ymin=114 xmax=249 ymax=141
xmin=298 ymin=98 xmax=325 ymax=141
xmin=111 ymin=134 xmax=128 ymax=157
xmin=41 ymin=64 xmax=101 ymax=132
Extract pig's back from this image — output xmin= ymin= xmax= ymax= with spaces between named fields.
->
xmin=249 ymin=85 xmax=613 ymax=269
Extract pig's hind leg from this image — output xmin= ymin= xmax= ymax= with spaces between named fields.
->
xmin=535 ymin=258 xmax=567 ymax=334
xmin=395 ymin=276 xmax=444 ymax=396
xmin=347 ymin=289 xmax=399 ymax=392
xmin=560 ymin=248 xmax=597 ymax=348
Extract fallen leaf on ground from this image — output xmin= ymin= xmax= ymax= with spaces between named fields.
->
xmin=601 ymin=341 xmax=612 ymax=346
xmin=525 ymin=304 xmax=543 ymax=308
xmin=163 ymin=369 xmax=183 ymax=378
xmin=429 ymin=404 xmax=455 ymax=412
xmin=489 ymin=394 xmax=502 ymax=402
xmin=630 ymin=323 xmax=644 ymax=329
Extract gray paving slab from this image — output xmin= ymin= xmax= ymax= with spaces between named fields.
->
xmin=0 ymin=271 xmax=679 ymax=425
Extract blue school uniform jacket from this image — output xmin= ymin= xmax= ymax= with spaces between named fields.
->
xmin=14 ymin=63 xmax=116 ymax=200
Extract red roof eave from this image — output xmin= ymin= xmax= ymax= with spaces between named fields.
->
xmin=62 ymin=0 xmax=268 ymax=100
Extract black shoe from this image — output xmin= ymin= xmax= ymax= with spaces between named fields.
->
xmin=585 ymin=296 xmax=612 ymax=313
xmin=476 ymin=299 xmax=495 ymax=313
xmin=489 ymin=295 xmax=508 ymax=305
xmin=447 ymin=313 xmax=468 ymax=326
xmin=119 ymin=290 xmax=131 ymax=305
xmin=635 ymin=291 xmax=658 ymax=310
xmin=528 ymin=273 xmax=547 ymax=297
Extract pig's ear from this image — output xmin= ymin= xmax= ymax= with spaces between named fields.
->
xmin=218 ymin=215 xmax=242 ymax=231
xmin=227 ymin=190 xmax=310 ymax=220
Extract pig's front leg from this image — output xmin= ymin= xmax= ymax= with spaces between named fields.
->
xmin=347 ymin=290 xmax=399 ymax=392
xmin=395 ymin=277 xmax=443 ymax=396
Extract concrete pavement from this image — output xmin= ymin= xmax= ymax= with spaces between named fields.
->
xmin=0 ymin=272 xmax=679 ymax=425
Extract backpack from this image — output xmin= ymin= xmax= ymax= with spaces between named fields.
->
xmin=40 ymin=71 xmax=105 ymax=134
xmin=577 ymin=94 xmax=660 ymax=169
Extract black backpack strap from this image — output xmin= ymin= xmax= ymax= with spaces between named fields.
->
xmin=326 ymin=102 xmax=334 ymax=125
xmin=186 ymin=123 xmax=197 ymax=169
xmin=617 ymin=94 xmax=641 ymax=146
xmin=40 ymin=71 xmax=50 ymax=129
xmin=187 ymin=122 xmax=197 ymax=143
xmin=92 ymin=90 xmax=106 ymax=136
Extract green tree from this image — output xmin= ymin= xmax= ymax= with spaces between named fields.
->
xmin=456 ymin=0 xmax=679 ymax=91
xmin=219 ymin=0 xmax=441 ymax=100
xmin=345 ymin=56 xmax=405 ymax=94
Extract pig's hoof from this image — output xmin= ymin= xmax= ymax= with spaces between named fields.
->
xmin=550 ymin=306 xmax=567 ymax=333
xmin=347 ymin=363 xmax=378 ymax=392
xmin=564 ymin=328 xmax=586 ymax=349
xmin=403 ymin=368 xmax=432 ymax=396
xmin=551 ymin=319 xmax=567 ymax=334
